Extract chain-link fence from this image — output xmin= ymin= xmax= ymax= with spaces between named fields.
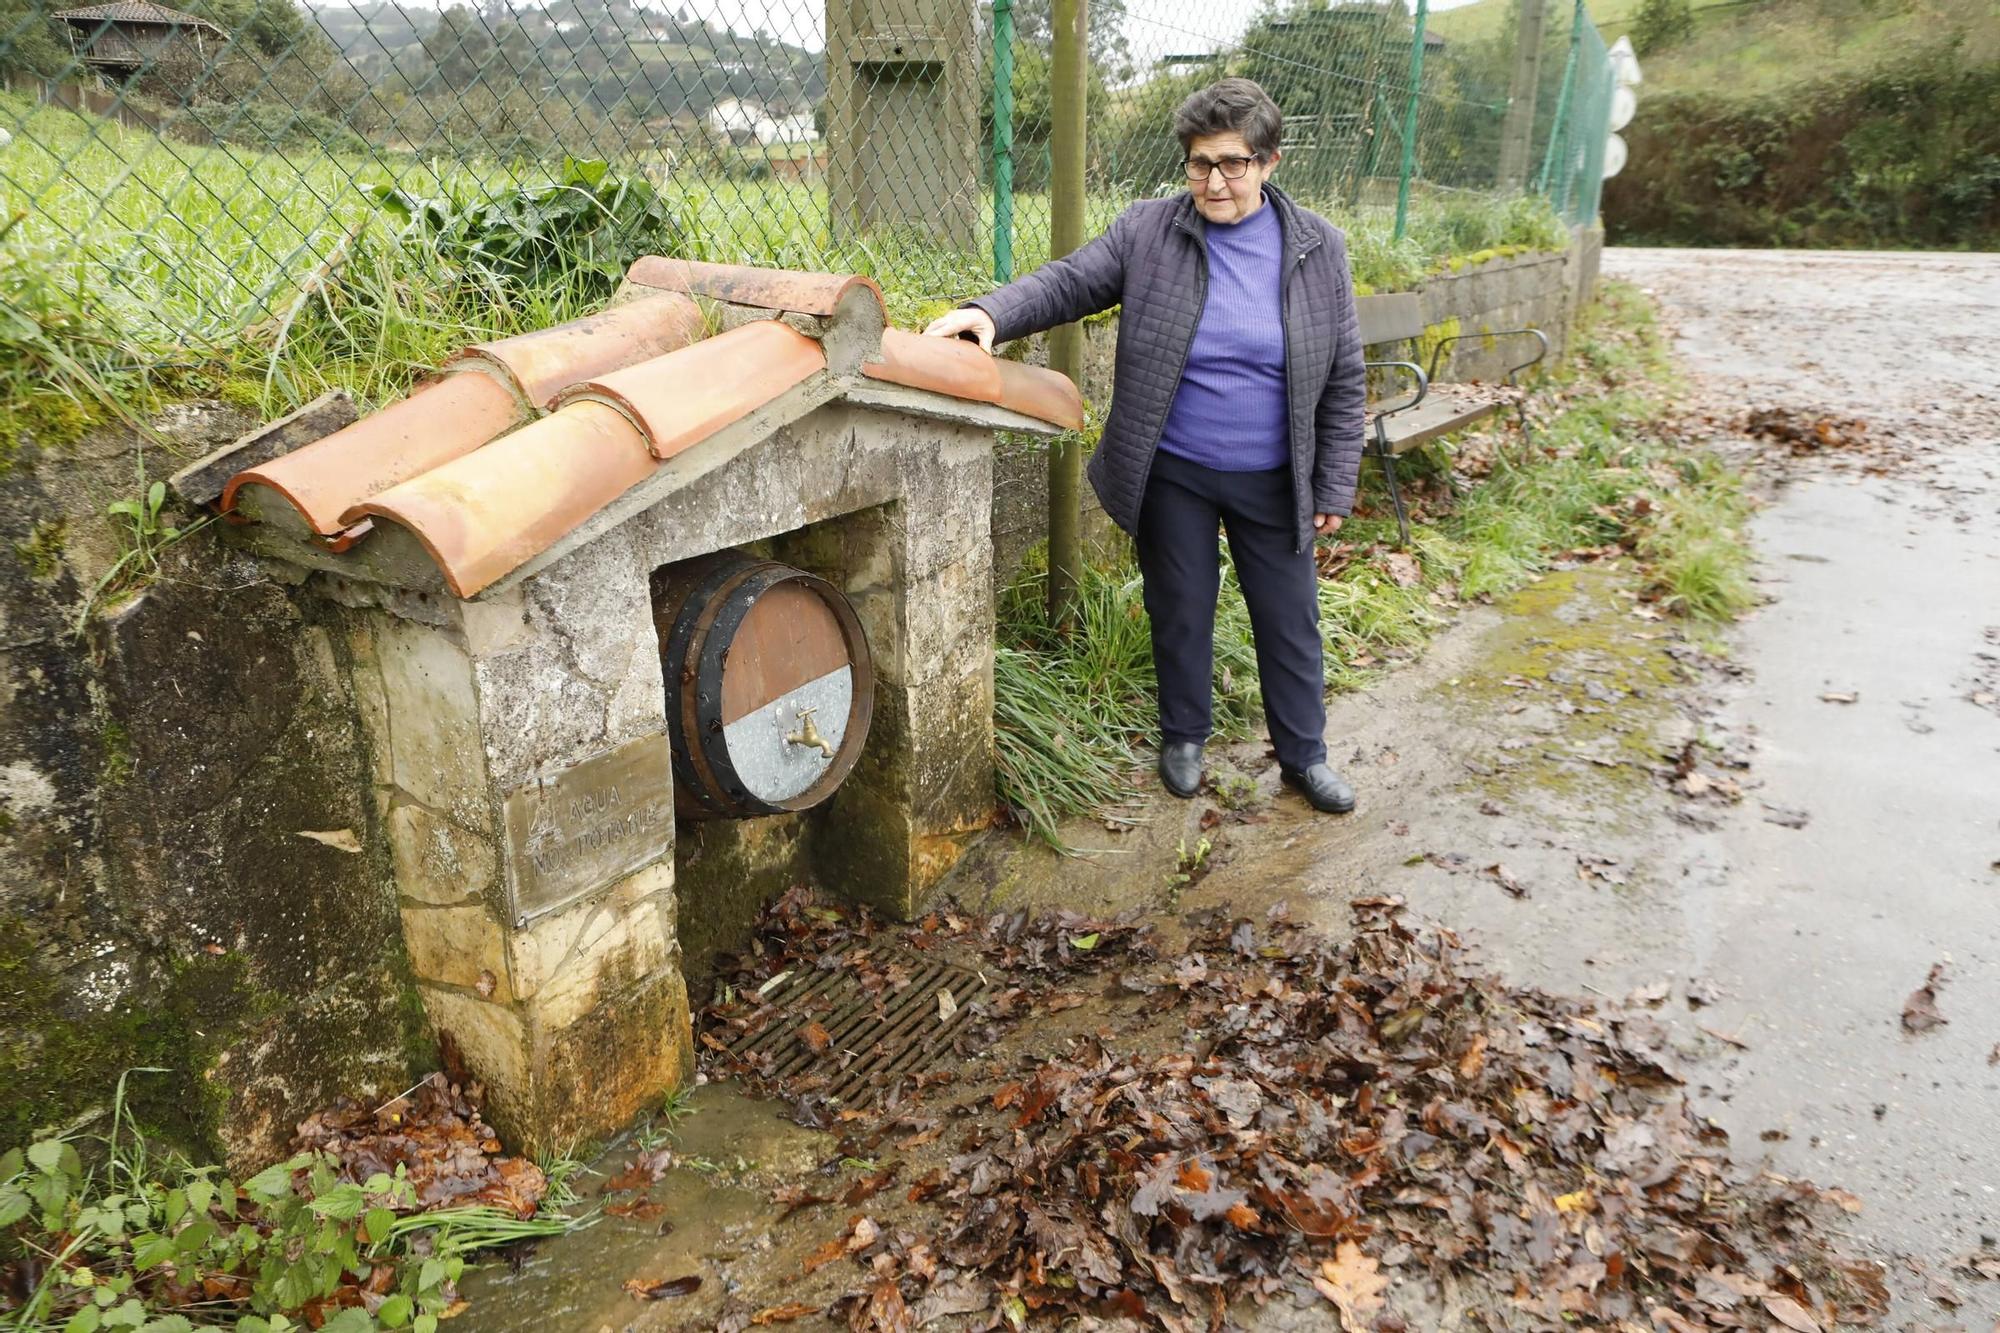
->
xmin=0 ymin=0 xmax=1612 ymax=372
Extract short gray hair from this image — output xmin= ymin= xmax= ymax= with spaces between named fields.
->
xmin=1172 ymin=78 xmax=1283 ymax=159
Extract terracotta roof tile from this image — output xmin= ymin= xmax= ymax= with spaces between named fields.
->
xmin=623 ymin=257 xmax=885 ymax=321
xmin=221 ymin=370 xmax=523 ymax=535
xmin=862 ymin=328 xmax=1084 ymax=430
xmin=223 ymin=262 xmax=1082 ymax=600
xmin=343 ymin=401 xmax=656 ymax=599
xmin=452 ymin=291 xmax=707 ymax=408
xmin=993 ymin=356 xmax=1088 ymax=431
xmin=559 ymin=320 xmax=826 ymax=461
xmin=221 ymin=295 xmax=707 ymax=534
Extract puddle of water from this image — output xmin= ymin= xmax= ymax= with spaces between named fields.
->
xmin=460 ymin=1084 xmax=833 ymax=1331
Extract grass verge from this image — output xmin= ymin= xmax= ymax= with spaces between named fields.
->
xmin=993 ymin=278 xmax=1756 ymax=846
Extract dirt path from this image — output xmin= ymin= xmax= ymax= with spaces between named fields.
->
xmin=463 ymin=252 xmax=2000 ymax=1329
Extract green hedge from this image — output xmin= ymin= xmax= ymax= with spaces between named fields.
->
xmin=1603 ymin=52 xmax=2000 ymax=248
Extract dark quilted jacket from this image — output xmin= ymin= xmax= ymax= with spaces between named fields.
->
xmin=968 ymin=183 xmax=1367 ymax=551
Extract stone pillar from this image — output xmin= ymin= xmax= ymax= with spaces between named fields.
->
xmin=826 ymin=0 xmax=980 ymax=250
xmin=808 ymin=418 xmax=996 ymax=917
xmin=344 ymin=535 xmax=692 ymax=1152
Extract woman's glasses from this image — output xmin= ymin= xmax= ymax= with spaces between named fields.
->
xmin=1183 ymin=155 xmax=1260 ymax=181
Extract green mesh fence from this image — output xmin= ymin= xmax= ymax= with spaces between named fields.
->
xmin=0 ymin=0 xmax=1612 ymax=368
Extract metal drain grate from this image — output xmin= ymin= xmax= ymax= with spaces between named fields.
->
xmin=726 ymin=950 xmax=996 ymax=1105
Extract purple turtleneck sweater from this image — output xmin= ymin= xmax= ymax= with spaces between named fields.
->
xmin=1156 ymin=196 xmax=1288 ymax=472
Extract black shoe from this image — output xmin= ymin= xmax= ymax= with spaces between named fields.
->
xmin=1281 ymin=763 xmax=1356 ymax=814
xmin=1158 ymin=741 xmax=1204 ymax=798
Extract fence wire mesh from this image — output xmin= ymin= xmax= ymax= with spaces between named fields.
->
xmin=0 ymin=0 xmax=1612 ymax=386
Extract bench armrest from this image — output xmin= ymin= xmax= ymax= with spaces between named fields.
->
xmin=1365 ymin=359 xmax=1430 ymax=418
xmin=1426 ymin=328 xmax=1549 ymax=386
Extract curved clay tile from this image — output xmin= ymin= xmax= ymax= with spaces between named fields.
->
xmin=221 ymin=370 xmax=523 ymax=535
xmin=860 ymin=328 xmax=1084 ymax=431
xmin=993 ymin=357 xmax=1086 ymax=431
xmin=341 ymin=401 xmax=657 ymax=599
xmin=624 ymin=256 xmax=885 ymax=322
xmin=860 ymin=327 xmax=1002 ymax=402
xmin=560 ymin=320 xmax=827 ymax=461
xmin=452 ymin=291 xmax=708 ymax=409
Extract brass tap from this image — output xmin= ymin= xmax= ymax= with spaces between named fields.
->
xmin=786 ymin=706 xmax=833 ymax=758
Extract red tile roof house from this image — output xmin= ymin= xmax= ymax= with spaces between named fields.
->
xmin=181 ymin=258 xmax=1081 ymax=1150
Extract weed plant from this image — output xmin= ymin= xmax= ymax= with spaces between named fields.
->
xmin=0 ymin=1073 xmax=585 ymax=1331
xmin=992 ymin=280 xmax=1754 ymax=846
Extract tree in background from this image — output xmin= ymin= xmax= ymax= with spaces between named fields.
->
xmin=1632 ymin=0 xmax=1694 ymax=55
xmin=190 ymin=0 xmax=314 ymax=58
xmin=0 ymin=0 xmax=71 ymax=78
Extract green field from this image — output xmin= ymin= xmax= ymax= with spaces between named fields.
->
xmin=1429 ymin=0 xmax=1997 ymax=96
xmin=0 ymin=89 xmax=1569 ymax=421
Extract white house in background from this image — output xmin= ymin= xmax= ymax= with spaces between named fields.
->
xmin=705 ymin=97 xmax=818 ymax=145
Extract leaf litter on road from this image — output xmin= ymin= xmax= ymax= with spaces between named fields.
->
xmin=695 ymin=889 xmax=1887 ymax=1331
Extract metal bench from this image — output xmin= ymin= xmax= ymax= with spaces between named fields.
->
xmin=1355 ymin=293 xmax=1549 ymax=543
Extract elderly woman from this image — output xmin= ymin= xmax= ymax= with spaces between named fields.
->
xmin=925 ymin=77 xmax=1365 ymax=814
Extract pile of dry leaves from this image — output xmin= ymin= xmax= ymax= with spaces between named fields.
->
xmin=701 ymin=892 xmax=1884 ymax=1331
xmin=295 ymin=1071 xmax=548 ymax=1217
xmin=1742 ymin=407 xmax=1874 ymax=456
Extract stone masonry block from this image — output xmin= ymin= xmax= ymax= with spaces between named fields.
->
xmin=506 ymin=861 xmax=675 ymax=1017
xmin=372 ymin=617 xmax=494 ymax=833
xmin=532 ymin=964 xmax=692 ymax=1155
xmin=417 ymin=985 xmax=531 ymax=1115
xmin=400 ymin=903 xmax=511 ymax=995
xmin=386 ymin=800 xmax=497 ymax=910
xmin=901 ymin=557 xmax=994 ymax=689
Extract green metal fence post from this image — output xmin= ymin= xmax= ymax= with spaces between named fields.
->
xmin=991 ymin=0 xmax=1015 ymax=284
xmin=1535 ymin=0 xmax=1585 ymax=199
xmin=1392 ymin=0 xmax=1431 ymax=242
xmin=1047 ymin=0 xmax=1087 ymax=628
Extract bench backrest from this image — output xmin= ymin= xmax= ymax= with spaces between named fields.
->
xmin=1355 ymin=293 xmax=1424 ymax=348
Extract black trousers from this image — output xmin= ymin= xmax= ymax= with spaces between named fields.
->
xmin=1135 ymin=450 xmax=1329 ymax=774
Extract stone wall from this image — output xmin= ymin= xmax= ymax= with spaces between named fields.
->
xmin=0 ymin=407 xmax=422 ymax=1166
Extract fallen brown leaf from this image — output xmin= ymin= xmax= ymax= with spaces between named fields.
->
xmin=1762 ymin=1293 xmax=1821 ymax=1332
xmin=1313 ymin=1240 xmax=1389 ymax=1333
xmin=1902 ymin=962 xmax=1949 ymax=1033
xmin=624 ymin=1275 xmax=702 ymax=1300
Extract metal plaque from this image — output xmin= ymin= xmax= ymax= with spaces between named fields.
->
xmin=502 ymin=734 xmax=674 ymax=924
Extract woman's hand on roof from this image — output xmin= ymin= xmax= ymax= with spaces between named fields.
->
xmin=923 ymin=307 xmax=996 ymax=353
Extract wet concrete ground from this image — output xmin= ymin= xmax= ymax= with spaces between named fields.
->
xmin=464 ymin=250 xmax=2000 ymax=1328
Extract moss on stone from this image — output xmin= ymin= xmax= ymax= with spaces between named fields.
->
xmin=0 ymin=394 xmax=99 ymax=476
xmin=0 ymin=921 xmax=284 ymax=1158
xmin=13 ymin=519 xmax=67 ymax=581
xmin=396 ymin=968 xmax=440 ymax=1076
xmin=1414 ymin=318 xmax=1462 ymax=377
xmin=100 ymin=721 xmax=133 ymax=786
xmin=1434 ymin=244 xmax=1535 ymax=275
xmin=216 ymin=375 xmax=268 ymax=414
xmin=1446 ymin=569 xmax=1681 ymax=827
